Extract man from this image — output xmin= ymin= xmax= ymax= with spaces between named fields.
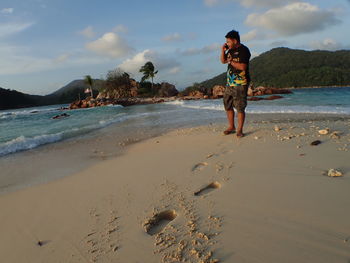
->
xmin=220 ymin=30 xmax=251 ymax=138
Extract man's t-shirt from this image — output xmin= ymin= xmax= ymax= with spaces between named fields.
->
xmin=226 ymin=44 xmax=251 ymax=87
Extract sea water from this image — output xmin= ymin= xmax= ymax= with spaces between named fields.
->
xmin=1 ymin=87 xmax=349 ymax=157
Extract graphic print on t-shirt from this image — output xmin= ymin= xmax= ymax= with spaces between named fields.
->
xmin=226 ymin=44 xmax=251 ymax=87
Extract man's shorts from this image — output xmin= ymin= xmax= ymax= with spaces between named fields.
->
xmin=223 ymin=85 xmax=248 ymax=112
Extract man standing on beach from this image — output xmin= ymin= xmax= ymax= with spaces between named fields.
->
xmin=220 ymin=30 xmax=251 ymax=138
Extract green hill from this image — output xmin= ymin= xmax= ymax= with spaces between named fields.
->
xmin=47 ymin=79 xmax=104 ymax=103
xmin=0 ymin=79 xmax=103 ymax=110
xmin=0 ymin=88 xmax=47 ymax=110
xmin=200 ymin=47 xmax=350 ymax=89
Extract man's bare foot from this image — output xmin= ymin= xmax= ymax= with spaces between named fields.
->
xmin=223 ymin=128 xmax=236 ymax=135
xmin=236 ymin=132 xmax=244 ymax=138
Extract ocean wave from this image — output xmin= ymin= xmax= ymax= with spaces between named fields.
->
xmin=107 ymin=104 xmax=124 ymax=108
xmin=0 ymin=115 xmax=10 ymax=120
xmin=172 ymin=102 xmax=350 ymax=115
xmin=0 ymin=114 xmax=126 ymax=156
xmin=164 ymin=100 xmax=185 ymax=106
xmin=246 ymin=106 xmax=350 ymax=114
xmin=0 ymin=133 xmax=63 ymax=156
xmin=0 ymin=110 xmax=164 ymax=156
xmin=0 ymin=106 xmax=65 ymax=118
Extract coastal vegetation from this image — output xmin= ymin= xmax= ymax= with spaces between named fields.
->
xmin=198 ymin=47 xmax=350 ymax=90
xmin=102 ymin=69 xmax=134 ymax=98
xmin=179 ymin=82 xmax=210 ymax=97
xmin=139 ymin=61 xmax=158 ymax=90
xmin=84 ymin=75 xmax=94 ymax=98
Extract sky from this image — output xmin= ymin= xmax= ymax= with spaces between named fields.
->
xmin=0 ymin=0 xmax=349 ymax=95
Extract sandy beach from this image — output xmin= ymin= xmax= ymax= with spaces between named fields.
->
xmin=0 ymin=115 xmax=350 ymax=263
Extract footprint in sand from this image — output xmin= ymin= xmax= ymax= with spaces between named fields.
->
xmin=194 ymin=181 xmax=221 ymax=196
xmin=192 ymin=162 xmax=208 ymax=172
xmin=144 ymin=210 xmax=177 ymax=236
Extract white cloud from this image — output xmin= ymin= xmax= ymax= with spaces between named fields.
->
xmin=241 ymin=30 xmax=258 ymax=42
xmin=54 ymin=53 xmax=71 ymax=63
xmin=241 ymin=29 xmax=269 ymax=42
xmin=0 ymin=45 xmax=53 ymax=75
xmin=204 ymin=0 xmax=220 ymax=7
xmin=1 ymin=8 xmax=14 ymax=14
xmin=78 ymin=26 xmax=95 ymax=38
xmin=309 ymin=38 xmax=347 ymax=51
xmin=204 ymin=0 xmax=293 ymax=8
xmin=191 ymin=68 xmax=211 ymax=76
xmin=178 ymin=43 xmax=221 ymax=56
xmin=0 ymin=22 xmax=34 ymax=38
xmin=240 ymin=0 xmax=291 ymax=8
xmin=250 ymin=51 xmax=260 ymax=58
xmin=269 ymin=40 xmax=288 ymax=47
xmin=162 ymin=33 xmax=182 ymax=42
xmin=118 ymin=49 xmax=180 ymax=76
xmin=187 ymin=32 xmax=198 ymax=40
xmin=168 ymin=66 xmax=181 ymax=74
xmin=245 ymin=2 xmax=340 ymax=36
xmin=86 ymin=32 xmax=134 ymax=58
xmin=113 ymin=24 xmax=128 ymax=33
xmin=0 ymin=44 xmax=110 ymax=75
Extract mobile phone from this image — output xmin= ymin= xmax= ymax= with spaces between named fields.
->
xmin=224 ymin=44 xmax=229 ymax=49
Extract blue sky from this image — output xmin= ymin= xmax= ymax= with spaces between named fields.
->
xmin=0 ymin=0 xmax=349 ymax=95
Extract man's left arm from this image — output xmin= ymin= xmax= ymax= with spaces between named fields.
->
xmin=229 ymin=61 xmax=247 ymax=71
xmin=229 ymin=47 xmax=250 ymax=71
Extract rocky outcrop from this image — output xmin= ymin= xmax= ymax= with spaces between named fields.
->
xmin=69 ymin=96 xmax=179 ymax=109
xmin=265 ymin=95 xmax=284 ymax=100
xmin=249 ymin=86 xmax=292 ymax=96
xmin=247 ymin=95 xmax=284 ymax=101
xmin=188 ymin=90 xmax=205 ymax=98
xmin=69 ymin=83 xmax=292 ymax=110
xmin=96 ymin=81 xmax=178 ymax=99
xmin=181 ymin=96 xmax=203 ymax=101
xmin=130 ymin=87 xmax=138 ymax=97
xmin=96 ymin=78 xmax=139 ymax=99
xmin=158 ymin=82 xmax=179 ymax=97
xmin=212 ymin=85 xmax=225 ymax=99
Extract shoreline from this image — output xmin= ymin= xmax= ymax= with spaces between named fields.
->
xmin=1 ymin=112 xmax=349 ymax=195
xmin=1 ymin=85 xmax=349 ymax=112
xmin=0 ymin=114 xmax=349 ymax=262
xmin=286 ymin=84 xmax=350 ymax=89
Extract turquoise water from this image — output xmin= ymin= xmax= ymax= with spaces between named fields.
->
xmin=0 ymin=86 xmax=349 ymax=156
xmin=174 ymin=87 xmax=350 ymax=114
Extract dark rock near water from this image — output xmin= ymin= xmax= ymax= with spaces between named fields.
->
xmin=212 ymin=85 xmax=225 ymax=99
xmin=158 ymin=82 xmax=179 ymax=97
xmin=247 ymin=95 xmax=284 ymax=101
xmin=248 ymin=86 xmax=292 ymax=96
xmin=310 ymin=140 xmax=322 ymax=146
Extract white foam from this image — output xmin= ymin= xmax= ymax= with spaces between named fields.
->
xmin=165 ymin=100 xmax=185 ymax=106
xmin=0 ymin=106 xmax=64 ymax=117
xmin=0 ymin=110 xmax=160 ymax=156
xmin=107 ymin=104 xmax=124 ymax=108
xmin=169 ymin=101 xmax=350 ymax=115
xmin=0 ymin=115 xmax=10 ymax=120
xmin=0 ymin=133 xmax=63 ymax=156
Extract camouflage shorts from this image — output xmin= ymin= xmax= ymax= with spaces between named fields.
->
xmin=223 ymin=85 xmax=248 ymax=112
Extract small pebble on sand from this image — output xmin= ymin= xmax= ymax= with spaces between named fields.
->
xmin=327 ymin=169 xmax=343 ymax=177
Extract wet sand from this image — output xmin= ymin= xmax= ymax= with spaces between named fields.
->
xmin=0 ymin=115 xmax=349 ymax=262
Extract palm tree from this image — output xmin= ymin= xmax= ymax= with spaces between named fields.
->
xmin=139 ymin=61 xmax=158 ymax=90
xmin=84 ymin=75 xmax=94 ymax=98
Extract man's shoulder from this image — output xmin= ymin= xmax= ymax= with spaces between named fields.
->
xmin=239 ymin=44 xmax=250 ymax=53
